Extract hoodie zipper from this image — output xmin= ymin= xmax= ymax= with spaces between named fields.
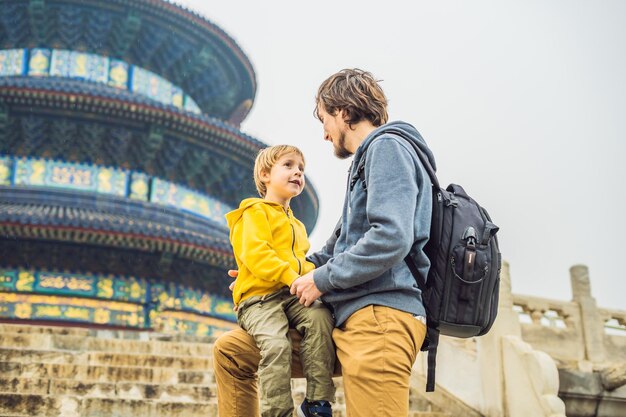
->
xmin=285 ymin=209 xmax=302 ymax=274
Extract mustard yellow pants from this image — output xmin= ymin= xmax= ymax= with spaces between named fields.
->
xmin=213 ymin=305 xmax=426 ymax=417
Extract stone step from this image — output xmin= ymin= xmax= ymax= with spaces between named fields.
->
xmin=0 ymin=324 xmax=92 ymax=337
xmin=81 ymin=397 xmax=217 ymax=417
xmin=85 ymin=351 xmax=212 ymax=369
xmin=0 ymin=394 xmax=79 ymax=417
xmin=0 ymin=323 xmax=217 ymax=345
xmin=0 ymin=377 xmax=215 ymax=402
xmin=0 ymin=348 xmax=76 ymax=365
xmin=0 ymin=347 xmax=212 ymax=369
xmin=0 ymin=361 xmax=186 ymax=384
xmin=0 ymin=393 xmax=218 ymax=417
xmin=0 ymin=332 xmax=214 ymax=357
xmin=0 ymin=378 xmax=49 ymax=395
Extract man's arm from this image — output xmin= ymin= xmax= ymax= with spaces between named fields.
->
xmin=306 ymin=216 xmax=342 ymax=268
xmin=313 ymin=138 xmax=419 ymax=293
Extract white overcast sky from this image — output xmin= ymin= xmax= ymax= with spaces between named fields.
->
xmin=177 ymin=0 xmax=625 ymax=311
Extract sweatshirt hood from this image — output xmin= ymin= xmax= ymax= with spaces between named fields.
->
xmin=355 ymin=120 xmax=437 ymax=172
xmin=225 ymin=198 xmax=289 ymax=230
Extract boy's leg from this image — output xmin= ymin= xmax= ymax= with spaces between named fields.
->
xmin=213 ymin=328 xmax=306 ymax=417
xmin=238 ymin=293 xmax=295 ymax=417
xmin=285 ymin=298 xmax=336 ymax=402
xmin=332 ymin=305 xmax=426 ymax=417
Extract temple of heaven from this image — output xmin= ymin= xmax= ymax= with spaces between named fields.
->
xmin=0 ymin=0 xmax=319 ymax=336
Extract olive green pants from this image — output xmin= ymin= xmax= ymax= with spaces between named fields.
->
xmin=236 ymin=287 xmax=335 ymax=417
xmin=215 ymin=304 xmax=426 ymax=417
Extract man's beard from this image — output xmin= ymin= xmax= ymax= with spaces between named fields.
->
xmin=333 ymin=131 xmax=352 ymax=159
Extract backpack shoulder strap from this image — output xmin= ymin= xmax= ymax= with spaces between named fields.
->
xmin=350 ymin=128 xmax=439 ymax=191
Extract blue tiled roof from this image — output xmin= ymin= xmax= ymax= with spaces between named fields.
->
xmin=0 ymin=0 xmax=256 ymax=120
xmin=0 ymin=187 xmax=232 ymax=255
xmin=0 ymin=76 xmax=265 ymax=149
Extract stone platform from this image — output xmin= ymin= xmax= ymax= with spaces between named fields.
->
xmin=0 ymin=323 xmax=456 ymax=417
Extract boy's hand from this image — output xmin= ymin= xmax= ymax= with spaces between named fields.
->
xmin=228 ymin=270 xmax=238 ymax=311
xmin=290 ymin=271 xmax=322 ymax=307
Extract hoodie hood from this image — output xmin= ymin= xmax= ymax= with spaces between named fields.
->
xmin=354 ymin=120 xmax=437 ymax=173
xmin=225 ymin=198 xmax=290 ymax=231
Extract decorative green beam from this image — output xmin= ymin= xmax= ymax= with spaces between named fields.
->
xmin=111 ymin=11 xmax=142 ymax=59
xmin=28 ymin=0 xmax=48 ymax=46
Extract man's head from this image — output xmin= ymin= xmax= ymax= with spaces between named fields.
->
xmin=254 ymin=145 xmax=306 ymax=199
xmin=315 ymin=69 xmax=388 ymax=159
xmin=315 ymin=68 xmax=388 ymax=128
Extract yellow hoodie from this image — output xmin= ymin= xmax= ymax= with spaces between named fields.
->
xmin=225 ymin=198 xmax=315 ymax=305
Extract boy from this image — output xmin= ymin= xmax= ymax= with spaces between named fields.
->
xmin=225 ymin=145 xmax=335 ymax=417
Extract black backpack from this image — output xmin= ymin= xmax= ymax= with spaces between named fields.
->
xmin=353 ymin=128 xmax=502 ymax=392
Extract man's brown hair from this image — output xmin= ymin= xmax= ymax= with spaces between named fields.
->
xmin=315 ymin=68 xmax=388 ymax=128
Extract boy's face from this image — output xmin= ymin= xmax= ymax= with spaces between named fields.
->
xmin=261 ymin=152 xmax=305 ymax=202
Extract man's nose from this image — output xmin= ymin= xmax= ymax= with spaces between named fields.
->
xmin=324 ymin=132 xmax=331 ymax=141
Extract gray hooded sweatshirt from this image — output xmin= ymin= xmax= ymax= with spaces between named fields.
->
xmin=310 ymin=121 xmax=435 ymax=327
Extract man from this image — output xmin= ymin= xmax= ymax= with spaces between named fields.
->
xmin=214 ymin=68 xmax=435 ymax=417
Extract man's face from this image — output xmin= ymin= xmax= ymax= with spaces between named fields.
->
xmin=317 ymin=103 xmax=352 ymax=159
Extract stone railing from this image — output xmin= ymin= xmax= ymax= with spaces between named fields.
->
xmin=426 ymin=262 xmax=625 ymax=417
xmin=512 ymin=265 xmax=626 ymax=366
xmin=417 ymin=261 xmax=565 ymax=417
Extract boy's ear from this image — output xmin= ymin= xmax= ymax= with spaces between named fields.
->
xmin=259 ymin=168 xmax=270 ymax=182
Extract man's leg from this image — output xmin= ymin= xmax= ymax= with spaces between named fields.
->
xmin=213 ymin=328 xmax=266 ymax=417
xmin=213 ymin=329 xmax=340 ymax=417
xmin=332 ymin=305 xmax=426 ymax=417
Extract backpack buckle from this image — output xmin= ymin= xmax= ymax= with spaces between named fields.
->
xmin=445 ymin=195 xmax=458 ymax=207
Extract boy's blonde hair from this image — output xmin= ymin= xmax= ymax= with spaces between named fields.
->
xmin=254 ymin=145 xmax=305 ymax=197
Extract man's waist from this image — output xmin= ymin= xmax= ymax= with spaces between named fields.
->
xmin=328 ymin=291 xmax=426 ymax=327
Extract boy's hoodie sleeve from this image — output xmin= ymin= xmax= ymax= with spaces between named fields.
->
xmin=237 ymin=206 xmax=299 ymax=287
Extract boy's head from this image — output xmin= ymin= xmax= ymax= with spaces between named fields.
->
xmin=254 ymin=145 xmax=306 ymax=198
xmin=315 ymin=68 xmax=388 ymax=129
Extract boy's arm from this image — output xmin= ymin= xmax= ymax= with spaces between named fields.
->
xmin=237 ymin=207 xmax=299 ymax=287
xmin=306 ymin=216 xmax=342 ymax=268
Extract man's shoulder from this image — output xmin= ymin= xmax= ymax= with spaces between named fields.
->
xmin=365 ymin=134 xmax=418 ymax=169
xmin=368 ymin=132 xmax=416 ymax=155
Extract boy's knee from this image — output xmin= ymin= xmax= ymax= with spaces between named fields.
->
xmin=306 ymin=305 xmax=334 ymax=330
xmin=261 ymin=337 xmax=292 ymax=357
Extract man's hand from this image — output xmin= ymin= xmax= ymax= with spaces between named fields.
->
xmin=290 ymin=271 xmax=323 ymax=307
xmin=228 ymin=269 xmax=238 ymax=311
xmin=228 ymin=269 xmax=238 ymax=291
